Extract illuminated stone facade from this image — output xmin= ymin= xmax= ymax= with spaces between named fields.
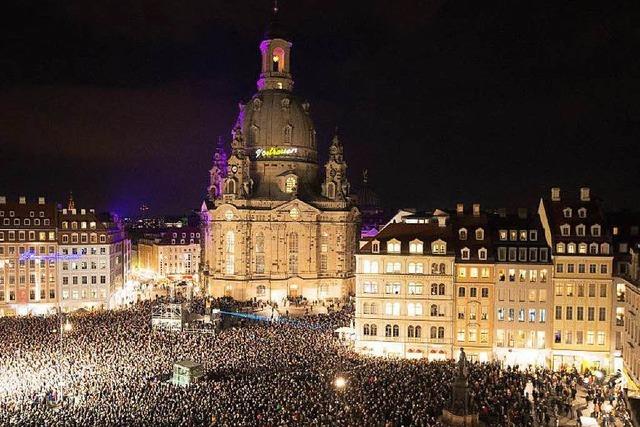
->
xmin=354 ymin=215 xmax=454 ymax=359
xmin=200 ymin=11 xmax=359 ymax=302
xmin=138 ymin=228 xmax=200 ymax=278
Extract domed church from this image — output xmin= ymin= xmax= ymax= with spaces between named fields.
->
xmin=200 ymin=6 xmax=360 ymax=302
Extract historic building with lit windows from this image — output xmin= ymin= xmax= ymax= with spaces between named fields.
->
xmin=57 ymin=204 xmax=129 ymax=311
xmin=138 ymin=228 xmax=200 ymax=279
xmin=451 ymin=204 xmax=495 ymax=362
xmin=0 ymin=196 xmax=58 ymax=316
xmin=539 ymin=187 xmax=615 ymax=371
xmin=200 ymin=9 xmax=359 ymax=302
xmin=491 ymin=209 xmax=553 ymax=367
xmin=354 ymin=212 xmax=454 ymax=359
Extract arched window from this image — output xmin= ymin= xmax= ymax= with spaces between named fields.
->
xmin=288 ymin=232 xmax=298 ymax=274
xmin=431 ymin=283 xmax=438 ymax=295
xmin=556 ymin=242 xmax=565 ymax=253
xmin=326 ymin=182 xmax=336 ymax=199
xmin=430 ymin=304 xmax=438 ymax=316
xmin=438 ymin=327 xmax=445 ymax=339
xmin=439 ymin=263 xmax=446 ymax=274
xmin=415 ymin=326 xmax=422 ymax=338
xmin=363 ymin=302 xmax=370 ymax=314
xmin=363 ymin=324 xmax=370 ymax=336
xmin=392 ymin=325 xmax=399 ymax=337
xmin=255 ymin=232 xmax=265 ymax=274
xmin=225 ymin=231 xmax=235 ymax=275
xmin=385 ymin=324 xmax=392 ymax=337
xmin=370 ymin=324 xmax=377 ymax=336
xmin=272 ymin=47 xmax=285 ymax=72
xmin=407 ymin=325 xmax=415 ymax=338
xmin=438 ymin=283 xmax=446 ymax=295
xmin=430 ymin=326 xmax=437 ymax=339
xmin=285 ymin=176 xmax=297 ymax=193
xmin=284 ymin=124 xmax=292 ymax=144
xmin=370 ymin=302 xmax=377 ymax=314
xmin=431 ymin=263 xmax=438 ymax=274
xmin=225 ymin=179 xmax=236 ymax=195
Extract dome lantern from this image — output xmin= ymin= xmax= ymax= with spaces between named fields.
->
xmin=257 ymin=3 xmax=293 ymax=91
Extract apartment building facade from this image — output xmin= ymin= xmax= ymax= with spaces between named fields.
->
xmin=138 ymin=228 xmax=201 ymax=279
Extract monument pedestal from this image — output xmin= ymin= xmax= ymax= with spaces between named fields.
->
xmin=441 ymin=409 xmax=480 ymax=426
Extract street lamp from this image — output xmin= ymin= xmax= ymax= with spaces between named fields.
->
xmin=334 ymin=375 xmax=347 ymax=390
xmin=63 ymin=319 xmax=72 ymax=332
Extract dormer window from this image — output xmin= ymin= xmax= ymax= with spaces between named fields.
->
xmin=567 ymin=243 xmax=576 ymax=254
xmin=591 ymin=224 xmax=601 ymax=237
xmin=578 ymin=207 xmax=587 ymax=218
xmin=563 ymin=208 xmax=572 ymax=218
xmin=409 ymin=240 xmax=423 ymax=254
xmin=475 ymin=228 xmax=484 ymax=240
xmin=431 ymin=239 xmax=446 ymax=254
xmin=578 ymin=243 xmax=587 ymax=254
xmin=589 ymin=243 xmax=599 ymax=254
xmin=509 ymin=230 xmax=517 ymax=241
xmin=461 ymin=247 xmax=470 ymax=260
xmin=459 ymin=228 xmax=467 ymax=240
xmin=478 ymin=248 xmax=487 ymax=260
xmin=560 ymin=224 xmax=570 ymax=236
xmin=600 ymin=243 xmax=610 ymax=255
xmin=387 ymin=240 xmax=401 ymax=253
xmin=499 ymin=230 xmax=507 ymax=241
xmin=372 ymin=241 xmax=380 ymax=253
xmin=576 ymin=224 xmax=586 ymax=237
xmin=519 ymin=230 xmax=527 ymax=241
xmin=529 ymin=230 xmax=538 ymax=241
xmin=556 ymin=243 xmax=566 ymax=253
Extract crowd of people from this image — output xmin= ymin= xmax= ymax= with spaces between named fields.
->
xmin=0 ymin=298 xmax=632 ymax=426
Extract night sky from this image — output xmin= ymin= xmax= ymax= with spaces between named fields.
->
xmin=1 ymin=0 xmax=638 ymax=216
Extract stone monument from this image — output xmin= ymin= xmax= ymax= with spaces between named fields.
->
xmin=441 ymin=348 xmax=480 ymax=426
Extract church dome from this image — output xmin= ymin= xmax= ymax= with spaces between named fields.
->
xmin=236 ymin=90 xmax=317 ymax=163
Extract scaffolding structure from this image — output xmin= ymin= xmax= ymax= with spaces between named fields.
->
xmin=151 ymin=303 xmax=185 ymax=331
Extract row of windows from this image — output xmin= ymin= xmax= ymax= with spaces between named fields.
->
xmin=62 ymin=289 xmax=108 ymax=300
xmin=457 ymin=305 xmax=489 ymax=320
xmin=457 ymin=286 xmax=490 ymax=298
xmin=460 ymin=247 xmax=487 ymax=260
xmin=362 ymin=324 xmax=447 ymax=339
xmin=0 ymin=274 xmax=56 ymax=285
xmin=556 ymin=263 xmax=608 ymax=274
xmin=556 ymin=242 xmax=609 ymax=255
xmin=497 ymin=247 xmax=549 ymax=263
xmin=459 ymin=228 xmax=485 ymax=241
xmin=62 ymin=261 xmax=108 ymax=271
xmin=498 ymin=229 xmax=538 ymax=242
xmin=0 ymin=259 xmax=55 ymax=270
xmin=362 ymin=260 xmax=449 ymax=275
xmin=497 ymin=307 xmax=547 ymax=323
xmin=0 ymin=289 xmax=55 ymax=302
xmin=0 ymin=231 xmax=56 ymax=242
xmin=0 ymin=210 xmax=46 ymax=218
xmin=371 ymin=240 xmax=447 ymax=255
xmin=61 ymin=234 xmax=107 ymax=244
xmin=362 ymin=301 xmax=448 ymax=317
xmin=457 ymin=266 xmax=491 ymax=279
xmin=362 ymin=282 xmax=447 ymax=296
xmin=60 ymin=221 xmax=97 ymax=230
xmin=554 ymin=306 xmax=607 ymax=321
xmin=553 ymin=330 xmax=605 ymax=346
xmin=1 ymin=218 xmax=51 ymax=226
xmin=170 ymin=239 xmax=196 ymax=245
xmin=456 ymin=328 xmax=490 ymax=343
xmin=498 ymin=268 xmax=548 ymax=282
xmin=559 ymin=223 xmax=601 ymax=237
xmin=495 ymin=330 xmax=546 ymax=349
xmin=554 ymin=283 xmax=607 ymax=297
xmin=62 ymin=247 xmax=107 ymax=256
xmin=62 ymin=276 xmax=107 ymax=285
xmin=497 ymin=288 xmax=547 ymax=303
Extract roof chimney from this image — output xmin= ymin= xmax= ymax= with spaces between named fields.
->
xmin=38 ymin=197 xmax=45 ymax=205
xmin=472 ymin=204 xmax=480 ymax=217
xmin=580 ymin=187 xmax=590 ymax=202
xmin=19 ymin=196 xmax=26 ymax=204
xmin=0 ymin=196 xmax=5 ymax=204
xmin=456 ymin=203 xmax=464 ymax=215
xmin=518 ymin=208 xmax=527 ymax=219
xmin=551 ymin=187 xmax=561 ymax=201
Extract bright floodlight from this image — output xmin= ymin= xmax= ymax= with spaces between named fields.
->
xmin=63 ymin=321 xmax=72 ymax=332
xmin=334 ymin=376 xmax=347 ymax=389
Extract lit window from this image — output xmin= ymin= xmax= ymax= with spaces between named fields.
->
xmin=285 ymin=176 xmax=297 ymax=193
xmin=387 ymin=240 xmax=401 ymax=253
xmin=461 ymin=248 xmax=470 ymax=260
xmin=475 ymin=228 xmax=484 ymax=240
xmin=409 ymin=240 xmax=423 ymax=254
xmin=459 ymin=228 xmax=467 ymax=240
